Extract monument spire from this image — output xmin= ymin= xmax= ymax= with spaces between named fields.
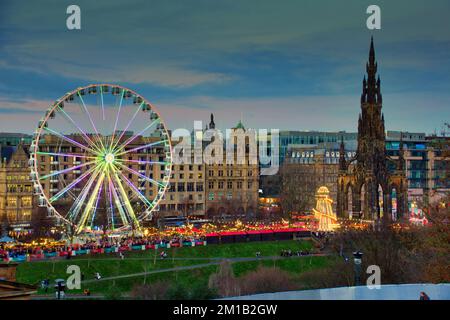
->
xmin=362 ymin=36 xmax=382 ymax=104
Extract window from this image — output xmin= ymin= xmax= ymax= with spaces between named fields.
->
xmin=22 ymin=210 xmax=31 ymax=220
xmin=21 ymin=197 xmax=32 ymax=207
xmin=218 ymin=181 xmax=224 ymax=189
xmin=227 ymin=181 xmax=233 ymax=189
xmin=8 ymin=198 xmax=17 ymax=207
xmin=208 ymin=181 xmax=214 ymax=189
xmin=237 ymin=181 xmax=243 ymax=189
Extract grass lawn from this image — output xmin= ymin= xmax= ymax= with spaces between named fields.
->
xmin=16 ymin=239 xmax=332 ymax=298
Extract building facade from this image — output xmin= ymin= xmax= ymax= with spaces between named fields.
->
xmin=204 ymin=117 xmax=259 ymax=219
xmin=280 ymin=142 xmax=356 ymax=213
xmin=0 ymin=145 xmax=34 ymax=229
xmin=386 ymin=131 xmax=450 ymax=205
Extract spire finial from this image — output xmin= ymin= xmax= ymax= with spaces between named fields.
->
xmin=209 ymin=113 xmax=215 ymax=129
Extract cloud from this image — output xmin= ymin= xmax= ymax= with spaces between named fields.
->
xmin=0 ymin=0 xmax=449 ymax=134
xmin=154 ymin=93 xmax=450 ymax=134
xmin=0 ymin=98 xmax=51 ymax=114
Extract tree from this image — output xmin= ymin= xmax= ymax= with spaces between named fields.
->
xmin=280 ymin=162 xmax=318 ymax=217
xmin=131 ymin=281 xmax=169 ymax=300
xmin=208 ymin=260 xmax=240 ymax=297
xmin=31 ymin=206 xmax=55 ymax=240
xmin=239 ymin=266 xmax=300 ymax=295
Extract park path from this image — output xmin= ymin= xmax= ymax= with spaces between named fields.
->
xmin=81 ymin=253 xmax=326 ymax=284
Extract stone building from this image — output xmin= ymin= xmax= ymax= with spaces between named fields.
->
xmin=204 ymin=116 xmax=259 ymax=219
xmin=0 ymin=144 xmax=34 ymax=228
xmin=158 ymin=162 xmax=205 ymax=217
xmin=280 ymin=142 xmax=356 ymax=214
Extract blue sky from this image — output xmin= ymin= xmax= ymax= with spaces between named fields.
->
xmin=0 ymin=0 xmax=449 ymax=134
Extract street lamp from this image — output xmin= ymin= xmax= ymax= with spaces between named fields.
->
xmin=353 ymin=250 xmax=363 ymax=286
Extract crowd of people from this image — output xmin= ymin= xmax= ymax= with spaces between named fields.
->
xmin=280 ymin=249 xmax=312 ymax=257
xmin=0 ymin=234 xmax=206 ymax=262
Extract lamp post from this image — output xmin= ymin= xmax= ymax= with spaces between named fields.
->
xmin=353 ymin=250 xmax=363 ymax=286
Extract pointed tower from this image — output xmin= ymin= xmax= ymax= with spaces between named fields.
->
xmin=209 ymin=113 xmax=215 ymax=130
xmin=357 ymin=37 xmax=387 ymax=173
xmin=337 ymin=37 xmax=407 ymax=221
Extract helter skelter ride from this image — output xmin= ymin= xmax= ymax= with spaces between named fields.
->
xmin=29 ymin=84 xmax=172 ymax=235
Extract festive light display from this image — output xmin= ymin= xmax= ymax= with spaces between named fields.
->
xmin=312 ymin=186 xmax=339 ymax=231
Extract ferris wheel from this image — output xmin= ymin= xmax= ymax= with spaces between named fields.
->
xmin=29 ymin=84 xmax=172 ymax=234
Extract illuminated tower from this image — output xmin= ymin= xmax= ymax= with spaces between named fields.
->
xmin=313 ymin=186 xmax=338 ymax=231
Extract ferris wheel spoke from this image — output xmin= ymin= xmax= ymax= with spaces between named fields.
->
xmin=114 ymin=165 xmax=153 ymax=208
xmin=43 ymin=127 xmax=99 ymax=154
xmin=77 ymin=91 xmax=106 ymax=151
xmin=108 ymin=171 xmax=129 ymax=226
xmin=116 ymin=161 xmax=165 ymax=188
xmin=76 ymin=169 xmax=106 ymax=233
xmin=109 ymin=89 xmax=125 ymax=150
xmin=49 ymin=164 xmax=100 ymax=203
xmin=40 ymin=160 xmax=96 ymax=180
xmin=100 ymin=85 xmax=105 ymax=121
xmin=111 ymin=168 xmax=140 ymax=229
xmin=36 ymin=151 xmax=96 ymax=160
xmin=68 ymin=166 xmax=102 ymax=223
xmin=110 ymin=101 xmax=145 ymax=151
xmin=89 ymin=180 xmax=105 ymax=229
xmin=115 ymin=139 xmax=168 ymax=157
xmin=114 ymin=118 xmax=160 ymax=153
xmin=106 ymin=178 xmax=115 ymax=230
xmin=56 ymin=106 xmax=102 ymax=153
xmin=116 ymin=159 xmax=169 ymax=166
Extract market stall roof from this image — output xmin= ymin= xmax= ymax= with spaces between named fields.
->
xmin=246 ymin=229 xmax=273 ymax=234
xmin=219 ymin=231 xmax=247 ymax=236
xmin=272 ymin=227 xmax=307 ymax=233
xmin=205 ymin=232 xmax=220 ymax=237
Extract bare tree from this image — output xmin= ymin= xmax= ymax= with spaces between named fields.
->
xmin=208 ymin=260 xmax=240 ymax=297
xmin=239 ymin=266 xmax=300 ymax=295
xmin=280 ymin=163 xmax=318 ymax=217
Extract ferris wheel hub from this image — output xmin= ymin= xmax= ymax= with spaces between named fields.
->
xmin=104 ymin=153 xmax=115 ymax=164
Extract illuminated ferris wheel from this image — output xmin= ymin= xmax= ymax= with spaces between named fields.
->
xmin=29 ymin=84 xmax=172 ymax=234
